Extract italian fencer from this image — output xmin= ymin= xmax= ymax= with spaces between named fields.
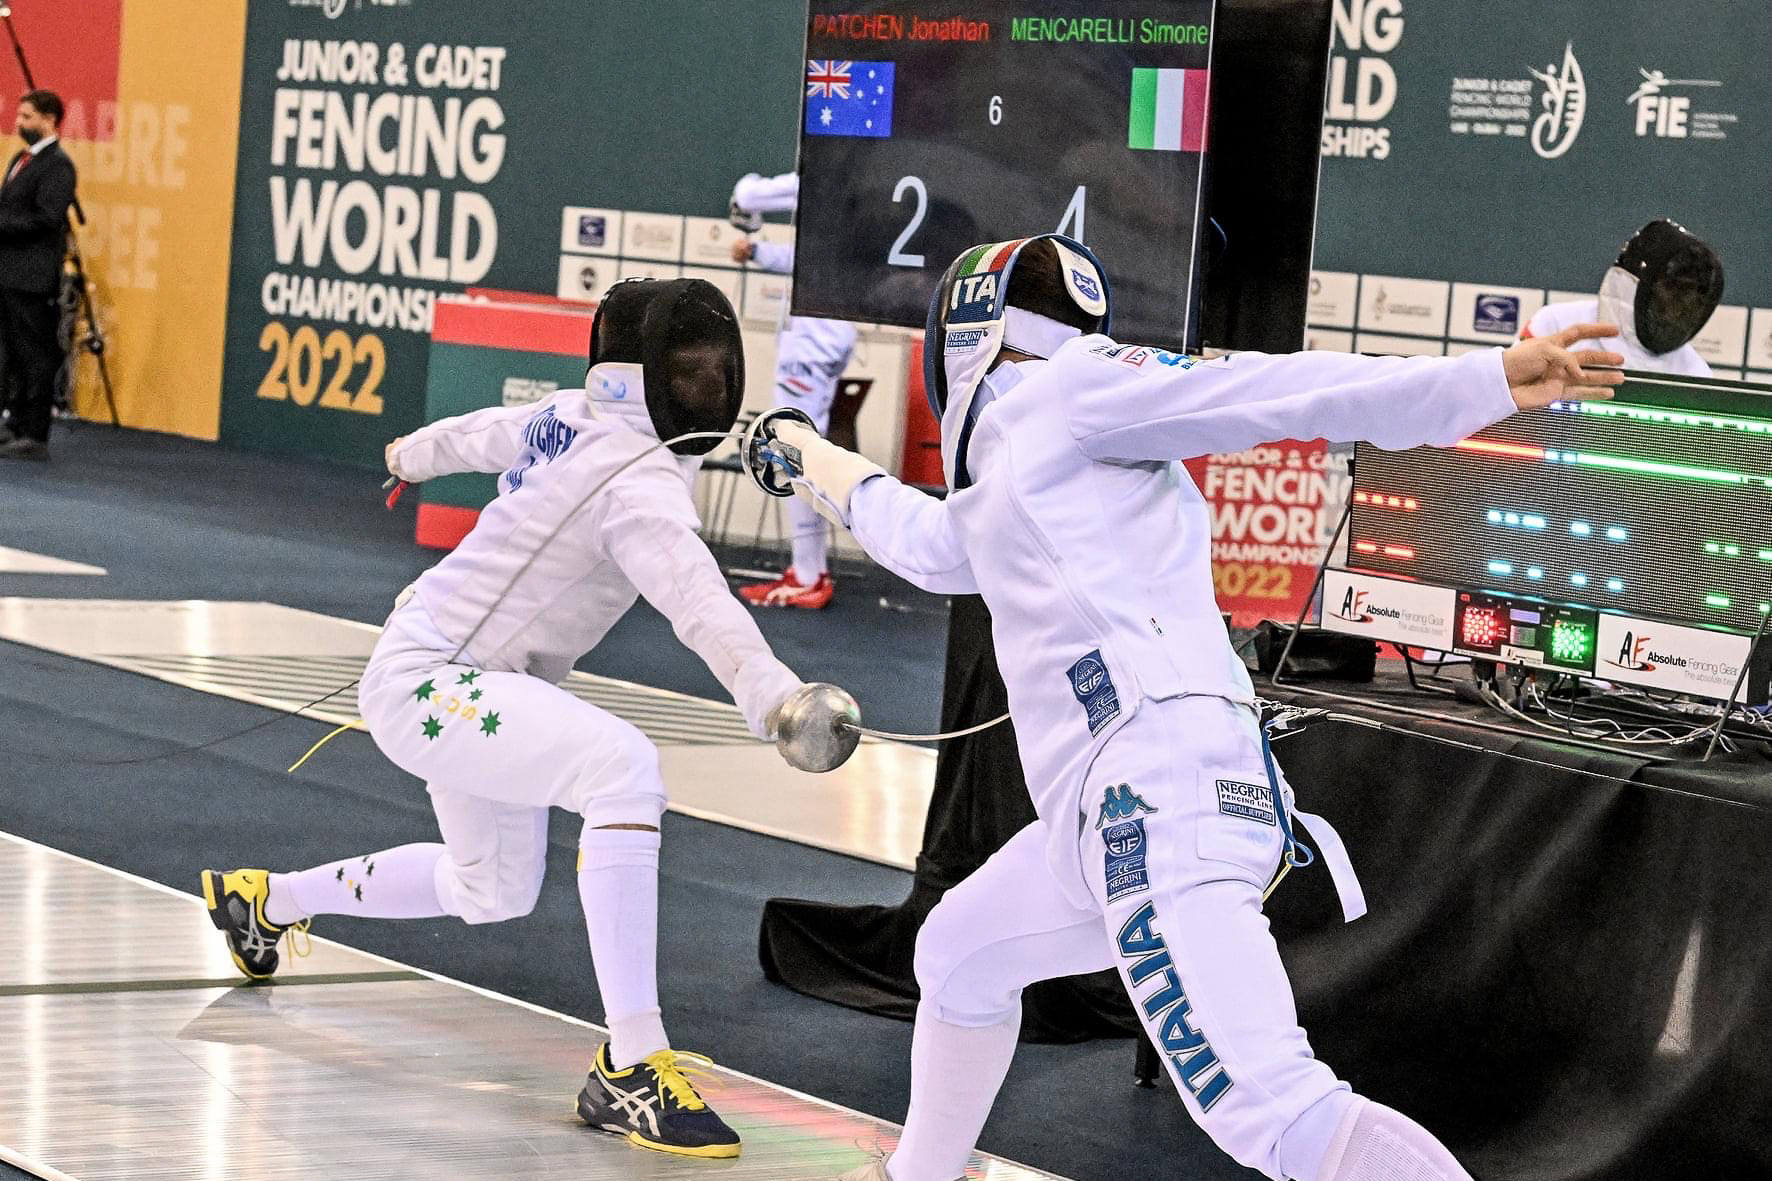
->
xmin=202 ymin=277 xmax=854 ymax=1160
xmin=1522 ymin=217 xmax=1724 ymax=376
xmin=752 ymin=236 xmax=1625 ymax=1181
xmin=727 ymin=169 xmax=859 ymax=608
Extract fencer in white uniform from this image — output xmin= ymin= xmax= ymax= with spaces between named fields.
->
xmin=201 ymin=279 xmax=811 ymax=1160
xmin=729 ymin=170 xmax=858 ymax=607
xmin=760 ymin=236 xmax=1625 ymax=1181
xmin=1522 ymin=218 xmax=1724 ymax=376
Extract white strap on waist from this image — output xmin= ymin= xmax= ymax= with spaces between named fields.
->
xmin=1290 ymin=807 xmax=1368 ymax=923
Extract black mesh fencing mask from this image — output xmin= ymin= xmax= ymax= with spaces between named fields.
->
xmin=589 ymin=278 xmax=745 ymax=455
xmin=1604 ymin=219 xmax=1724 ymax=356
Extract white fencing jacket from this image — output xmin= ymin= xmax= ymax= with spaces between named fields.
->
xmin=387 ymin=365 xmax=802 ymax=737
xmin=848 ymin=340 xmax=1517 ymax=850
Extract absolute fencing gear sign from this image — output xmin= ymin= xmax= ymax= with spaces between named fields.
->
xmin=1597 ymin=219 xmax=1724 ymax=357
xmin=588 ymin=278 xmax=744 ymax=456
xmin=923 ymin=235 xmax=1110 ymax=490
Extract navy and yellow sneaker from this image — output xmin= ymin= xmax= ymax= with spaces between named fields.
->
xmin=576 ymin=1044 xmax=741 ymax=1158
xmin=200 ymin=868 xmax=309 ymax=980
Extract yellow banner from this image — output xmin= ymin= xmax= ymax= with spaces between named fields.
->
xmin=59 ymin=1 xmax=246 ymax=440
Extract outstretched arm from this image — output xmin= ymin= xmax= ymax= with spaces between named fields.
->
xmin=771 ymin=422 xmax=978 ymax=594
xmin=603 ymin=488 xmax=803 ymax=738
xmin=1071 ymin=325 xmax=1625 ymax=463
xmin=386 ymin=402 xmax=539 ymax=482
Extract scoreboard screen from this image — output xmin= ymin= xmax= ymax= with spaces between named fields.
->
xmin=1349 ymin=374 xmax=1772 ymax=638
xmin=794 ymin=1 xmax=1222 ymax=349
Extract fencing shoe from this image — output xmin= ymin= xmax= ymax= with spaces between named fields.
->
xmin=739 ymin=568 xmax=835 ymax=609
xmin=576 ymin=1044 xmax=741 ymax=1158
xmin=201 ymin=868 xmax=309 ymax=980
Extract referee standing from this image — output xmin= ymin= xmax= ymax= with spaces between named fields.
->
xmin=0 ymin=89 xmax=76 ymax=462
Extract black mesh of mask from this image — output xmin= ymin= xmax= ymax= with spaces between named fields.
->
xmin=589 ymin=278 xmax=745 ymax=455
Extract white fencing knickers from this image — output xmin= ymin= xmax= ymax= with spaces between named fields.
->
xmin=357 ymin=603 xmax=668 ymax=924
xmin=911 ymin=694 xmax=1371 ymax=1180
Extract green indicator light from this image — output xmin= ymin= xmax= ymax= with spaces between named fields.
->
xmin=1574 ymin=401 xmax=1772 ymax=435
xmin=1725 ymin=545 xmax=1741 ymax=557
xmin=1550 ymin=621 xmax=1591 ymax=663
xmin=1705 ymin=594 xmax=1732 ymax=609
xmin=1760 ymin=551 xmax=1772 ymax=562
xmin=1705 ymin=542 xmax=1722 ymax=553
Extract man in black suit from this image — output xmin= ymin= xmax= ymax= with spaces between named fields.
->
xmin=0 ymin=90 xmax=76 ymax=461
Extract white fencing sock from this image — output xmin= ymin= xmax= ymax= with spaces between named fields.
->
xmin=787 ymin=494 xmax=829 ymax=583
xmin=887 ymin=1001 xmax=1019 ymax=1181
xmin=578 ymin=827 xmax=668 ymax=1069
xmin=267 ymin=843 xmax=448 ymax=924
xmin=1316 ymin=1097 xmax=1474 ymax=1181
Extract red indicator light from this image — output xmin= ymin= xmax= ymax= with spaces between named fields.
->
xmin=1404 ymin=498 xmax=1418 ymax=510
xmin=1354 ymin=541 xmax=1378 ymax=553
xmin=1352 ymin=488 xmax=1420 ymax=510
xmin=1461 ymin=608 xmax=1502 ymax=647
xmin=1382 ymin=546 xmax=1415 ymax=559
xmin=1455 ymin=438 xmax=1547 ymax=461
xmin=1353 ymin=491 xmax=1369 ymax=503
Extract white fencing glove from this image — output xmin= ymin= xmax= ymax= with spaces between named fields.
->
xmin=773 ymin=421 xmax=885 ymax=529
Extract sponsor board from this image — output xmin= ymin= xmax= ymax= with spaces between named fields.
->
xmin=1356 ymin=275 xmax=1449 ymax=336
xmin=1306 ymin=328 xmax=1356 ymax=353
xmin=1691 ymin=305 xmax=1748 ymax=369
xmin=621 ymin=212 xmax=685 ymax=263
xmin=683 ymin=216 xmax=748 ymax=267
xmin=554 ymin=254 xmax=608 ymax=303
xmin=742 ymin=269 xmax=790 ymax=326
xmin=1748 ymin=309 xmax=1772 ymax=372
xmin=1449 ymin=283 xmax=1545 ymax=342
xmin=1354 ymin=333 xmax=1444 ymax=356
xmin=1595 ymin=614 xmax=1755 ymax=699
xmin=1321 ymin=569 xmax=1456 ymax=648
xmin=1308 ymin=269 xmax=1359 ymax=329
xmin=558 ymin=207 xmax=622 ymax=257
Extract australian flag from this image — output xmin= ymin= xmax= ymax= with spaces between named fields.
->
xmin=805 ymin=60 xmax=894 ymax=138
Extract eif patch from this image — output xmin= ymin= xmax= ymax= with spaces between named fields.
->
xmin=1067 ymin=649 xmax=1121 ymax=736
xmin=1103 ymin=819 xmax=1150 ymax=902
xmin=1215 ymin=779 xmax=1276 ymax=826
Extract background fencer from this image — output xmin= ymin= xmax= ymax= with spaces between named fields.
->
xmin=757 ymin=236 xmax=1626 ymax=1181
xmin=728 ymin=170 xmax=858 ymax=609
xmin=201 ymin=277 xmax=835 ymax=1161
xmin=1523 ymin=217 xmax=1724 ymax=376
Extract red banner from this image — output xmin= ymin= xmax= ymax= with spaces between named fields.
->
xmin=1183 ymin=440 xmax=1350 ymax=628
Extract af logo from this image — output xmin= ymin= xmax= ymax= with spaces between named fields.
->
xmin=1334 ymin=588 xmax=1374 ymax=623
xmin=1606 ymin=631 xmax=1656 ymax=673
xmin=1096 ymin=782 xmax=1159 ymax=829
xmin=1528 ymin=43 xmax=1586 ymax=159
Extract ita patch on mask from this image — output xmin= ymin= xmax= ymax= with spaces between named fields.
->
xmin=1215 ymin=778 xmax=1276 ymax=826
xmin=1067 ymin=649 xmax=1121 ymax=736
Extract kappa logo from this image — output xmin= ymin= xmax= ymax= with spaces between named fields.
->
xmin=1096 ymin=782 xmax=1158 ymax=829
xmin=1116 ymin=902 xmax=1234 ymax=1111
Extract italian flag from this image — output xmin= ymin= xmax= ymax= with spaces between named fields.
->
xmin=1128 ymin=68 xmax=1210 ymax=152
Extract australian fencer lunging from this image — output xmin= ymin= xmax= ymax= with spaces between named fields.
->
xmin=752 ymin=236 xmax=1625 ymax=1181
xmin=201 ymin=278 xmax=854 ymax=1161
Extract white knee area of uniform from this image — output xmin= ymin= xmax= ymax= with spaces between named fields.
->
xmin=1314 ymin=1098 xmax=1473 ymax=1181
xmin=433 ymin=842 xmax=546 ymax=925
xmin=571 ymin=721 xmax=668 ymax=830
xmin=912 ymin=898 xmax=1019 ymax=1027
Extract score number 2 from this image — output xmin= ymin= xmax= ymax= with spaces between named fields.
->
xmin=886 ymin=175 xmax=1088 ymax=269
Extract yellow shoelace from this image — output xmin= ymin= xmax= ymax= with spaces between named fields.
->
xmin=642 ymin=1050 xmax=718 ymax=1111
xmin=283 ymin=918 xmax=314 ymax=960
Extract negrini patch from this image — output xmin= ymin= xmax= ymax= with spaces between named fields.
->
xmin=1215 ymin=779 xmax=1276 ymax=826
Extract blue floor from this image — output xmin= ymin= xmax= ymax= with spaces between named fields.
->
xmin=0 ymin=423 xmax=1254 ymax=1181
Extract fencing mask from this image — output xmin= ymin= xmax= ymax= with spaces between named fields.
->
xmin=924 ymin=234 xmax=1110 ymax=490
xmin=1597 ymin=219 xmax=1724 ymax=357
xmin=589 ymin=278 xmax=744 ymax=456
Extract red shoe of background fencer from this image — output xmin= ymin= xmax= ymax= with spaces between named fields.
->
xmin=739 ymin=569 xmax=834 ymax=609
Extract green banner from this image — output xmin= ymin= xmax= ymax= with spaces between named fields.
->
xmin=1312 ymin=0 xmax=1772 ymax=368
xmin=220 ymin=0 xmax=806 ymax=466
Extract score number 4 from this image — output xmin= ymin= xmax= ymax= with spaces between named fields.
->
xmin=888 ymin=172 xmax=1088 ymax=269
xmin=257 ymin=321 xmax=386 ymax=415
